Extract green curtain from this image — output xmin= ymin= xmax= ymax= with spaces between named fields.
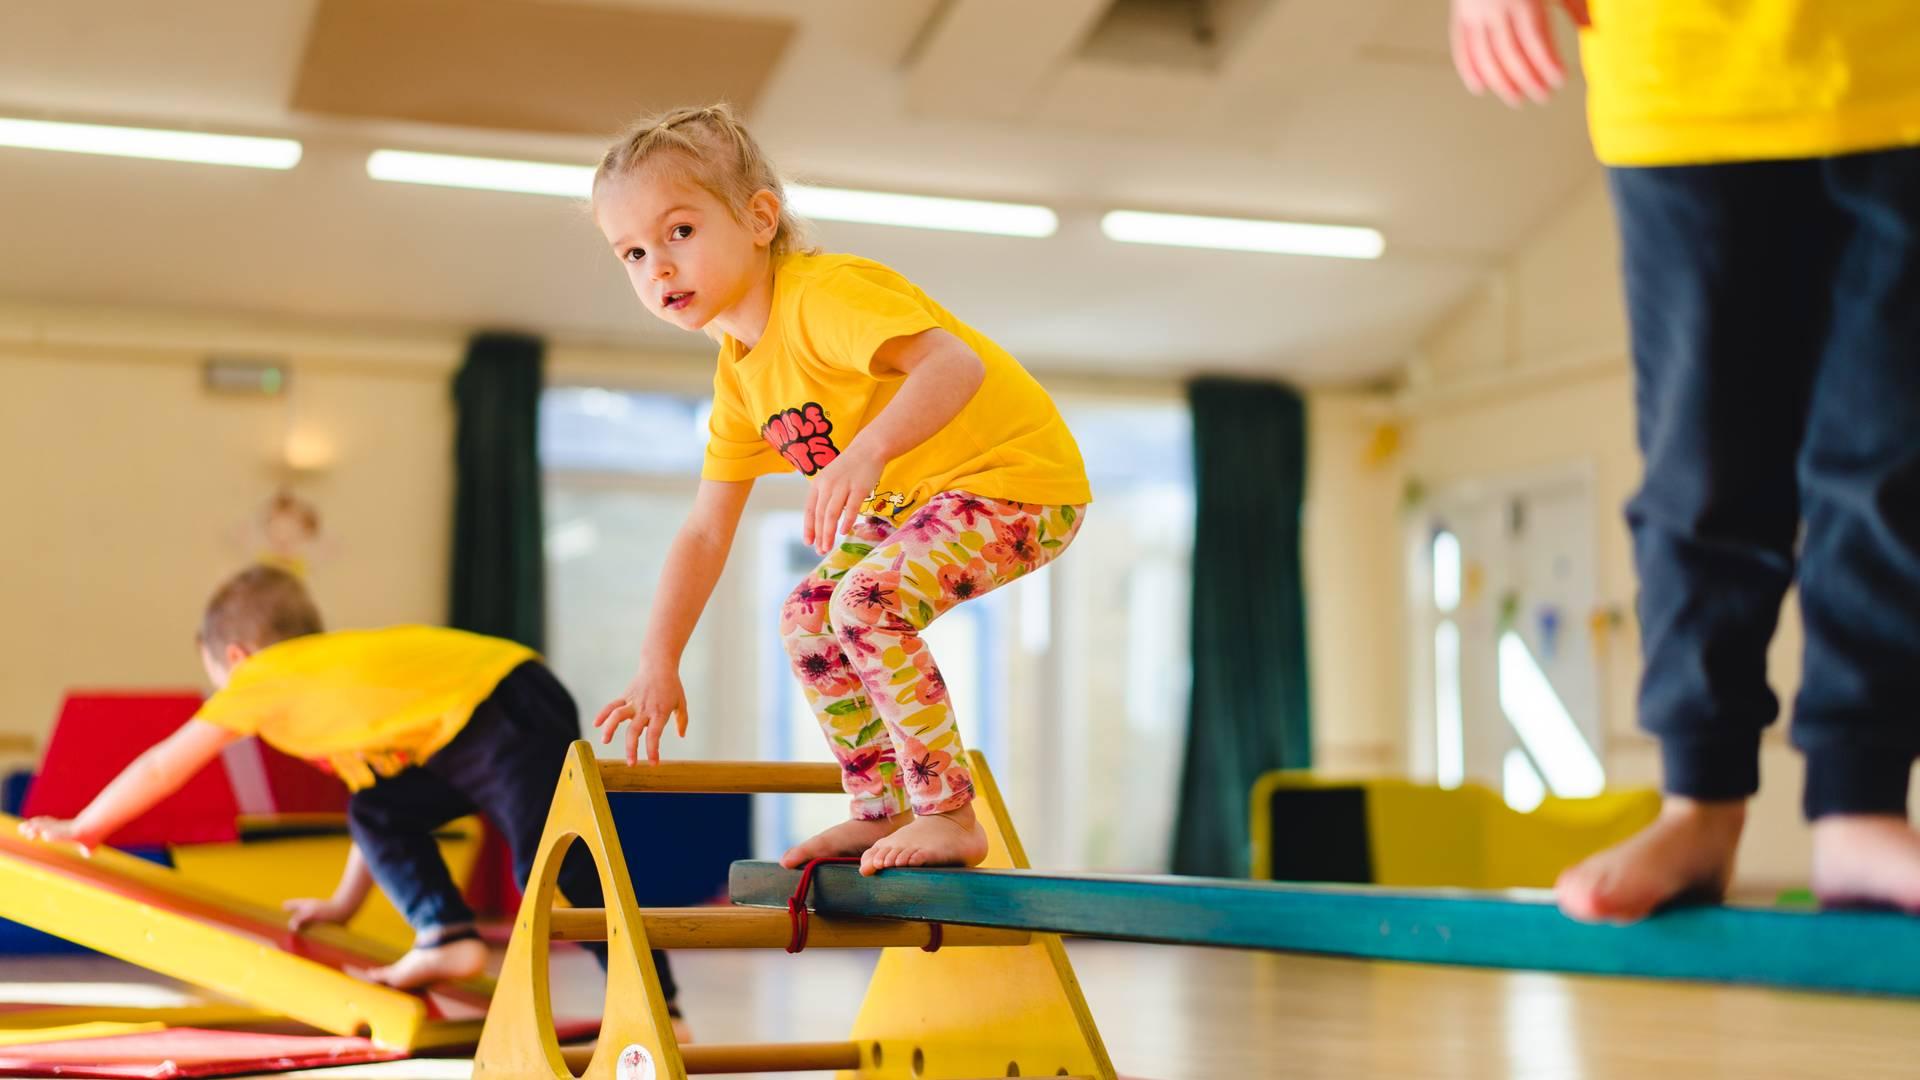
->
xmin=1171 ymin=377 xmax=1312 ymax=878
xmin=450 ymin=332 xmax=547 ymax=651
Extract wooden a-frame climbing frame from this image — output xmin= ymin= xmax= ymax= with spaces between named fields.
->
xmin=472 ymin=741 xmax=1113 ymax=1080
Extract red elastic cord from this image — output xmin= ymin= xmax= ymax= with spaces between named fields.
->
xmin=784 ymin=857 xmax=944 ymax=954
xmin=786 ymin=857 xmax=859 ymax=953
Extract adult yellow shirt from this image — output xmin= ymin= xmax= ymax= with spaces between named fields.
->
xmin=1582 ymin=0 xmax=1920 ymax=166
xmin=702 ymin=252 xmax=1092 ymax=522
xmin=194 ymin=626 xmax=537 ymax=790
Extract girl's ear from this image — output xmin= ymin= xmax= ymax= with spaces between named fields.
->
xmin=225 ymin=642 xmax=251 ymax=668
xmin=747 ymin=189 xmax=781 ymax=247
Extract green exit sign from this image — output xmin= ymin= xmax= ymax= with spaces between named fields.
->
xmin=203 ymin=357 xmax=289 ymax=396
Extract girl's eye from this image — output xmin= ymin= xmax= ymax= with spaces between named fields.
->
xmin=624 ymin=247 xmax=645 ymax=262
xmin=671 ymin=224 xmax=693 ymax=240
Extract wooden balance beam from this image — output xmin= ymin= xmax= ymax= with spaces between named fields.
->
xmin=731 ymin=860 xmax=1920 ymax=998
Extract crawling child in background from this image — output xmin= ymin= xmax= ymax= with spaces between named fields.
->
xmin=19 ymin=565 xmax=684 ymax=1031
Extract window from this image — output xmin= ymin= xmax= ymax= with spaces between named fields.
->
xmin=1409 ymin=472 xmax=1606 ymax=807
xmin=1432 ymin=530 xmax=1464 ymax=790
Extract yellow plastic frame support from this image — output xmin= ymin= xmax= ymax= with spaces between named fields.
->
xmin=472 ymin=744 xmax=1113 ymax=1080
xmin=845 ymin=751 xmax=1112 ymax=1080
xmin=472 ymin=742 xmax=681 ymax=1080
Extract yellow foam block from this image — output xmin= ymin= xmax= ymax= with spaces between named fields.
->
xmin=168 ymin=816 xmax=485 ymax=952
xmin=1253 ymin=772 xmax=1660 ymax=889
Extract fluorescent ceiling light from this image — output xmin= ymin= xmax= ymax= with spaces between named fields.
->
xmin=367 ymin=149 xmax=591 ymax=197
xmin=1101 ymin=209 xmax=1384 ymax=259
xmin=365 ymin=149 xmax=1057 ymax=237
xmin=0 ymin=117 xmax=301 ymax=169
xmin=788 ymin=186 xmax=1056 ymax=238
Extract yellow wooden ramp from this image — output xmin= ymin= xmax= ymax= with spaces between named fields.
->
xmin=0 ymin=812 xmax=490 ymax=1050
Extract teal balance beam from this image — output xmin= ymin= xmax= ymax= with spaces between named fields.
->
xmin=730 ymin=861 xmax=1920 ymax=998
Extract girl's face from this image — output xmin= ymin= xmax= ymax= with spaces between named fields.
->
xmin=594 ymin=166 xmax=775 ymax=335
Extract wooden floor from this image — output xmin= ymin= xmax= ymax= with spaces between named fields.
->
xmin=5 ymin=940 xmax=1920 ymax=1078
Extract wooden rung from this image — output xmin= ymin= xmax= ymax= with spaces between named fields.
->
xmin=596 ymin=759 xmax=843 ymax=794
xmin=548 ymin=905 xmax=1032 ymax=949
xmin=561 ymin=1040 xmax=862 ymax=1074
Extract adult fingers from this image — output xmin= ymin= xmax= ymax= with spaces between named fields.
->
xmin=1470 ymin=21 xmax=1523 ymax=106
xmin=1514 ymin=2 xmax=1564 ymax=90
xmin=1489 ymin=13 xmax=1548 ymax=103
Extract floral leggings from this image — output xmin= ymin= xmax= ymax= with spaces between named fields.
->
xmin=780 ymin=491 xmax=1085 ymax=819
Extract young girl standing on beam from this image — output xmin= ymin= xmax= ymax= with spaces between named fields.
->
xmin=589 ymin=104 xmax=1091 ymax=876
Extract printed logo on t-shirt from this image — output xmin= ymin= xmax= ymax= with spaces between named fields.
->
xmin=762 ymin=402 xmax=841 ymax=475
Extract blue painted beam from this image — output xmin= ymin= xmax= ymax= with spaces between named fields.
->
xmin=729 ymin=861 xmax=1920 ymax=998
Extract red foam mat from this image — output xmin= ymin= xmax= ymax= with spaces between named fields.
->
xmin=0 ymin=1028 xmax=404 ymax=1078
xmin=22 ymin=694 xmax=238 ymax=848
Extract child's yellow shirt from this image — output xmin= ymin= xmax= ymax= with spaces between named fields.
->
xmin=701 ymin=252 xmax=1092 ymax=522
xmin=1581 ymin=0 xmax=1920 ymax=166
xmin=193 ymin=626 xmax=537 ymax=790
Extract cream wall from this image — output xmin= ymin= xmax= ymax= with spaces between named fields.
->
xmin=1358 ymin=175 xmax=1823 ymax=890
xmin=0 ymin=300 xmax=708 ymax=773
xmin=1303 ymin=391 xmax=1407 ymax=776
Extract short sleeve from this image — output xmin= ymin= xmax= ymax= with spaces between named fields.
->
xmin=793 ymin=265 xmax=943 ymax=378
xmin=190 ymin=680 xmax=270 ymax=737
xmin=701 ymin=357 xmax=789 ymax=482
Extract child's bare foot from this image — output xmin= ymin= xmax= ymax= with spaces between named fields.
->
xmin=1811 ymin=815 xmax=1920 ymax=911
xmin=860 ymin=803 xmax=989 ymax=876
xmin=1554 ymin=797 xmax=1745 ymax=923
xmin=779 ymin=812 xmax=911 ymax=869
xmin=365 ymin=936 xmax=488 ymax=989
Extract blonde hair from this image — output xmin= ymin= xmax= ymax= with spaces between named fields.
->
xmin=593 ymin=103 xmax=814 ymax=259
xmin=200 ymin=564 xmax=324 ymax=654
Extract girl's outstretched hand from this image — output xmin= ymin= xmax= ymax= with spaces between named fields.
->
xmin=595 ymin=660 xmax=690 ymax=766
xmin=803 ymin=444 xmax=884 ymax=556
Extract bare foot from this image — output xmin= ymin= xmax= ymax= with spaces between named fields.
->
xmin=779 ymin=812 xmax=911 ymax=869
xmin=1554 ymin=797 xmax=1746 ymax=923
xmin=1811 ymin=815 xmax=1920 ymax=911
xmin=859 ymin=803 xmax=989 ymax=876
xmin=364 ymin=936 xmax=488 ymax=989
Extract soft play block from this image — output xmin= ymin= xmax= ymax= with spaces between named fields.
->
xmin=168 ymin=818 xmax=485 ymax=953
xmin=467 ymin=790 xmax=750 ymax=915
xmin=21 ymin=693 xmax=238 ymax=847
xmin=0 ymin=1027 xmax=404 ymax=1078
xmin=1250 ymin=772 xmax=1659 ymax=889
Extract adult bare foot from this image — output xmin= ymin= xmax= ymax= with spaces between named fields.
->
xmin=1811 ymin=814 xmax=1920 ymax=912
xmin=860 ymin=803 xmax=989 ymax=876
xmin=779 ymin=811 xmax=911 ymax=869
xmin=365 ymin=935 xmax=489 ymax=989
xmin=1554 ymin=797 xmax=1746 ymax=923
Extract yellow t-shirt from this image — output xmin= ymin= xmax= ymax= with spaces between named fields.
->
xmin=1581 ymin=0 xmax=1920 ymax=166
xmin=701 ymin=252 xmax=1092 ymax=521
xmin=193 ymin=626 xmax=538 ymax=790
